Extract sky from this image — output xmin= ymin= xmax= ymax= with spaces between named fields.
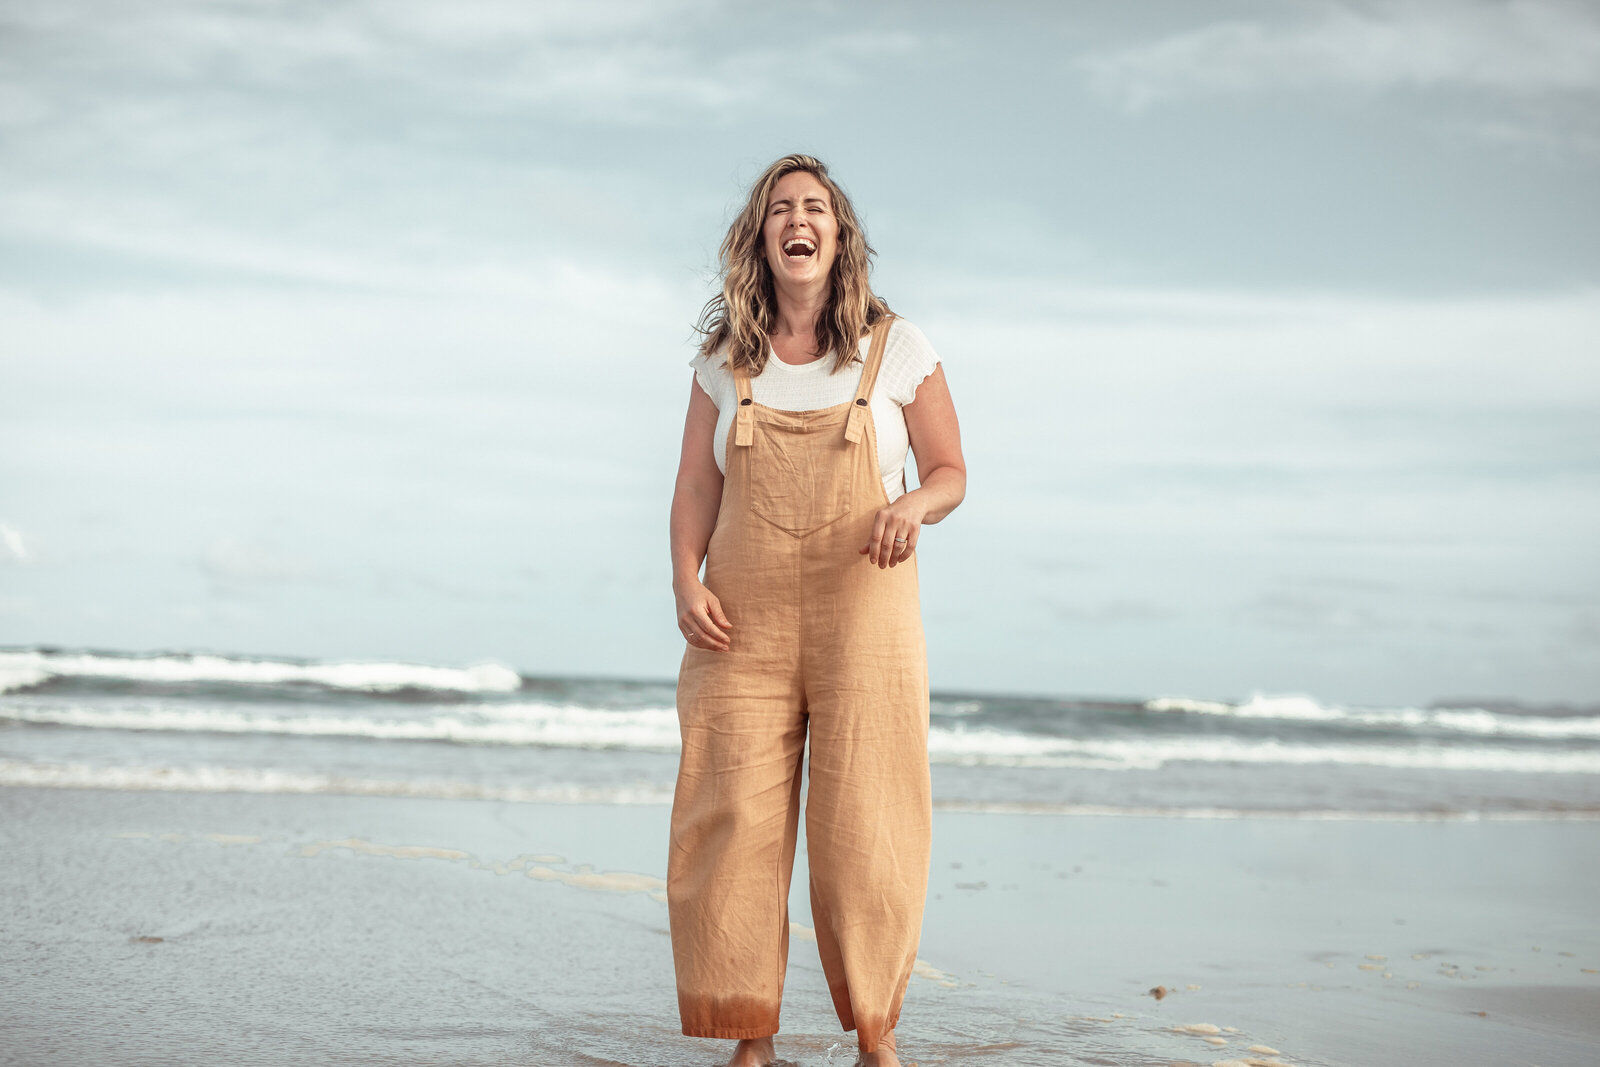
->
xmin=2 ymin=0 xmax=1597 ymax=707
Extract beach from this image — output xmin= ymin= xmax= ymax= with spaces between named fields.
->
xmin=6 ymin=3 xmax=1598 ymax=1064
xmin=3 ymin=783 xmax=1596 ymax=1067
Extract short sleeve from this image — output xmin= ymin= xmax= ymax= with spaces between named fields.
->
xmin=882 ymin=318 xmax=942 ymax=407
xmin=688 ymin=352 xmax=722 ymax=410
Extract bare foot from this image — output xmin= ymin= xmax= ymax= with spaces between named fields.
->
xmin=856 ymin=1030 xmax=901 ymax=1067
xmin=855 ymin=1051 xmax=900 ymax=1067
xmin=725 ymin=1036 xmax=775 ymax=1067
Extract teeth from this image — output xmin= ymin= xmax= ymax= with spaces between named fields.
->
xmin=783 ymin=237 xmax=816 ymax=256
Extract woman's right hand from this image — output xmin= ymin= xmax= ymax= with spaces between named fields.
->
xmin=676 ymin=580 xmax=733 ymax=651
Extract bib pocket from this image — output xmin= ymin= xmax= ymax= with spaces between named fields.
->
xmin=748 ymin=415 xmax=857 ymax=537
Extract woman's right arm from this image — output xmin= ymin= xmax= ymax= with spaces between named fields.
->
xmin=670 ymin=377 xmax=734 ymax=651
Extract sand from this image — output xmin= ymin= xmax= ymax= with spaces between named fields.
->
xmin=1 ymin=785 xmax=1596 ymax=1066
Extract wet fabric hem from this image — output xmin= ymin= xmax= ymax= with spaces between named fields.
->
xmin=681 ymin=1024 xmax=779 ymax=1040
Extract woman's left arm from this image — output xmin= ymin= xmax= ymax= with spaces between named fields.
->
xmin=862 ymin=364 xmax=967 ymax=568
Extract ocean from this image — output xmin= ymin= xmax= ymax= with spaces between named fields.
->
xmin=5 ymin=646 xmax=1596 ymax=820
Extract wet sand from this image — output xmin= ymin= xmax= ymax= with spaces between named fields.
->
xmin=1 ymin=785 xmax=1596 ymax=1066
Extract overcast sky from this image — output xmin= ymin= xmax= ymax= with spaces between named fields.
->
xmin=3 ymin=0 xmax=1597 ymax=707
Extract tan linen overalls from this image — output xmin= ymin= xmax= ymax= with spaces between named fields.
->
xmin=669 ymin=314 xmax=931 ymax=1055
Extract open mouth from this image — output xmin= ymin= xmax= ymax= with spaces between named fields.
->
xmin=782 ymin=236 xmax=817 ymax=261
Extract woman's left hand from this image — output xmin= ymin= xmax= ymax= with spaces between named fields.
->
xmin=860 ymin=492 xmax=928 ymax=569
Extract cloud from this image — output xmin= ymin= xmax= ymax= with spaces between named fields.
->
xmin=1082 ymin=0 xmax=1600 ymax=110
xmin=1563 ymin=611 xmax=1600 ymax=647
xmin=0 ymin=0 xmax=919 ymax=128
xmin=0 ymin=180 xmax=701 ymax=302
xmin=0 ymin=522 xmax=28 ymax=562
xmin=0 ymin=0 xmax=925 ymax=301
xmin=201 ymin=537 xmax=314 ymax=583
xmin=1234 ymin=588 xmax=1398 ymax=635
xmin=1453 ymin=109 xmax=1600 ymax=159
xmin=912 ymin=277 xmax=1600 ymax=416
xmin=1048 ymin=598 xmax=1180 ymax=624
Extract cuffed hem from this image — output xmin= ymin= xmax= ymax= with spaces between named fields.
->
xmin=681 ymin=1025 xmax=778 ymax=1040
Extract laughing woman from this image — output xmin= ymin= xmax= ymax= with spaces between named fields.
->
xmin=667 ymin=153 xmax=966 ymax=1067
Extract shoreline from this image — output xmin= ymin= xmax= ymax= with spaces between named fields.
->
xmin=5 ymin=760 xmax=1597 ymax=822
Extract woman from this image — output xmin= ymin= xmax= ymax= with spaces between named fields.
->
xmin=667 ymin=154 xmax=966 ymax=1067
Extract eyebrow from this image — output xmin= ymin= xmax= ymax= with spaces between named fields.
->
xmin=771 ymin=196 xmax=830 ymax=208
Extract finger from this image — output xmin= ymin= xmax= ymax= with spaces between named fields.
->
xmin=880 ymin=515 xmax=903 ymax=567
xmin=865 ymin=509 xmax=889 ymax=565
xmin=870 ymin=524 xmax=896 ymax=572
xmin=876 ymin=522 xmax=902 ymax=569
xmin=700 ymin=598 xmax=732 ymax=650
xmin=691 ymin=606 xmax=730 ymax=649
xmin=888 ymin=528 xmax=914 ymax=566
xmin=679 ymin=609 xmax=726 ymax=651
xmin=896 ymin=522 xmax=921 ymax=565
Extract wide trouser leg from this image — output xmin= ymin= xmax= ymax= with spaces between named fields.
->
xmin=668 ymin=651 xmax=808 ymax=1039
xmin=803 ymin=551 xmax=932 ymax=1055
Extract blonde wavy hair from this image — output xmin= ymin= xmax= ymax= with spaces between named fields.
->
xmin=695 ymin=153 xmax=893 ymax=375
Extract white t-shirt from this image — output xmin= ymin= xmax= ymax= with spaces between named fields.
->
xmin=689 ymin=317 xmax=942 ymax=502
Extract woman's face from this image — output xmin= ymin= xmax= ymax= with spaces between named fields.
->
xmin=762 ymin=170 xmax=839 ymax=291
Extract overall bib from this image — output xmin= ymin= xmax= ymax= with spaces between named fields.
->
xmin=669 ymin=314 xmax=932 ymax=1055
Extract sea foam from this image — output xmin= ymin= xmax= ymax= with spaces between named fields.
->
xmin=5 ymin=759 xmax=1595 ymax=820
xmin=6 ymin=702 xmax=1599 ymax=774
xmin=0 ymin=649 xmax=522 ymax=694
xmin=1145 ymin=691 xmax=1600 ymax=740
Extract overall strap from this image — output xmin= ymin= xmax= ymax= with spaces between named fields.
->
xmin=844 ymin=313 xmax=895 ymax=444
xmin=731 ymin=359 xmax=755 ymax=447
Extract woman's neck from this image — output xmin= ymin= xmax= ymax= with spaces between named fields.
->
xmin=770 ymin=282 xmax=829 ymax=342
